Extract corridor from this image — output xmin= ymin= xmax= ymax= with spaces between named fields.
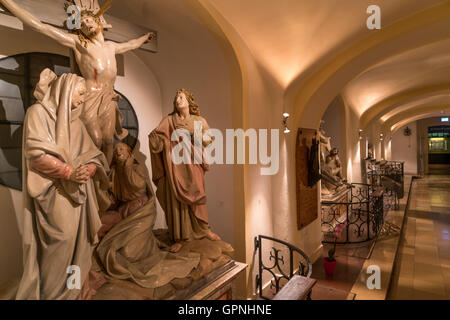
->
xmin=389 ymin=176 xmax=450 ymax=299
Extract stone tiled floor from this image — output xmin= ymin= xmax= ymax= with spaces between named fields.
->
xmin=337 ymin=176 xmax=412 ymax=300
xmin=389 ymin=175 xmax=450 ymax=300
xmin=310 ymin=177 xmax=413 ymax=300
xmin=309 ymin=243 xmax=369 ymax=299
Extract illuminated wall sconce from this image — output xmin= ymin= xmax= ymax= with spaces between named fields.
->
xmin=379 ymin=133 xmax=384 ymax=141
xmin=283 ymin=113 xmax=290 ymax=134
xmin=358 ymin=129 xmax=363 ymax=140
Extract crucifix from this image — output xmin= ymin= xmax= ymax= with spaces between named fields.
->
xmin=0 ymin=0 xmax=156 ymax=165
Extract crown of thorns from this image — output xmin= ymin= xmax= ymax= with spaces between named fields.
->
xmin=66 ymin=0 xmax=112 ymax=17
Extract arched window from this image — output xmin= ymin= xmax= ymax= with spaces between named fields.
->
xmin=0 ymin=52 xmax=139 ymax=191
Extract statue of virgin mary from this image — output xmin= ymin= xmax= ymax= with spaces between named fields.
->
xmin=16 ymin=69 xmax=110 ymax=300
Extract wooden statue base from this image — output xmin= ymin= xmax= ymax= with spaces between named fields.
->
xmin=91 ymin=231 xmax=246 ymax=300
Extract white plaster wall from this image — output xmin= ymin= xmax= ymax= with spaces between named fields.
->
xmin=322 ymin=96 xmax=349 ymax=178
xmin=391 ymin=122 xmax=418 ymax=175
xmin=235 ymin=39 xmax=325 ymax=297
xmin=374 ymin=123 xmax=383 ymax=161
xmin=0 ymin=23 xmax=164 ymax=284
xmin=346 ymin=106 xmax=362 ymax=183
xmin=245 ymin=55 xmax=276 ymax=296
xmin=385 ymin=138 xmax=392 ymax=161
xmin=367 ymin=122 xmax=383 ymax=161
xmin=322 ymin=97 xmax=346 ymax=155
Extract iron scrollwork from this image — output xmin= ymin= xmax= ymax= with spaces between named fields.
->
xmin=321 ymin=183 xmax=384 ymax=244
xmin=367 ymin=160 xmax=404 ymax=210
xmin=255 ymin=235 xmax=312 ymax=300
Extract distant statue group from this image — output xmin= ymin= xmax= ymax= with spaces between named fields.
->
xmin=1 ymin=0 xmax=223 ymax=300
xmin=318 ymin=121 xmax=348 ymax=196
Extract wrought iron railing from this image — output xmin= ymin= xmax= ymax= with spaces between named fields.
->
xmin=255 ymin=235 xmax=312 ymax=300
xmin=367 ymin=160 xmax=404 ymax=209
xmin=321 ymin=183 xmax=384 ymax=244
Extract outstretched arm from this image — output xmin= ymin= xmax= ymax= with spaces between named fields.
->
xmin=0 ymin=0 xmax=76 ymax=49
xmin=114 ymin=32 xmax=154 ymax=54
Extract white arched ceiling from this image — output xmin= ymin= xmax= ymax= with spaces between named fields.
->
xmin=105 ymin=0 xmax=450 ymax=135
xmin=117 ymin=0 xmax=450 ymax=135
xmin=381 ymin=94 xmax=450 ymax=123
xmin=287 ymin=1 xmax=450 ymax=128
xmin=345 ymin=37 xmax=450 ymax=129
xmin=386 ymin=107 xmax=450 ymax=132
xmin=390 ymin=111 xmax=450 ymax=136
xmin=188 ymin=0 xmax=450 ymax=137
xmin=199 ymin=0 xmax=443 ymax=89
xmin=359 ymin=83 xmax=450 ymax=129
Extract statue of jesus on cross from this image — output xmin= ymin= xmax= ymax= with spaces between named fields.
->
xmin=1 ymin=0 xmax=154 ymax=164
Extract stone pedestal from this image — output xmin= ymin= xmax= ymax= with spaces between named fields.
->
xmin=321 ymin=187 xmax=350 ymax=236
xmin=189 ymin=262 xmax=247 ymax=300
xmin=91 ymin=233 xmax=243 ymax=300
xmin=321 ymin=186 xmax=350 ymax=203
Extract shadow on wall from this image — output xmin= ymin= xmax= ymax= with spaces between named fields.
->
xmin=133 ymin=139 xmax=148 ymax=178
xmin=0 ymin=185 xmax=23 ymax=284
xmin=0 ymin=101 xmax=23 ymax=191
xmin=0 ymin=99 xmax=23 ymax=284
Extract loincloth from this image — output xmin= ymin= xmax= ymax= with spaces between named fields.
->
xmin=82 ymin=87 xmax=128 ymax=140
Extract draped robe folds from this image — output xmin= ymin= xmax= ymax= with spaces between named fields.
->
xmin=96 ymin=156 xmax=200 ymax=289
xmin=81 ymin=84 xmax=128 ymax=140
xmin=17 ymin=71 xmax=110 ymax=300
xmin=149 ymin=114 xmax=211 ymax=242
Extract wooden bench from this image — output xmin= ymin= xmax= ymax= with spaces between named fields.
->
xmin=272 ymin=275 xmax=317 ymax=300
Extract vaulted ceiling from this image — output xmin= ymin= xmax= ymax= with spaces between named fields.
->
xmin=107 ymin=0 xmax=450 ymax=133
xmin=204 ymin=0 xmax=444 ymax=88
xmin=345 ymin=27 xmax=450 ymax=132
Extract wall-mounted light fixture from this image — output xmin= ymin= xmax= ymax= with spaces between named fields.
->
xmin=283 ymin=113 xmax=290 ymax=134
xmin=404 ymin=126 xmax=412 ymax=136
xmin=358 ymin=129 xmax=363 ymax=140
xmin=379 ymin=133 xmax=384 ymax=141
